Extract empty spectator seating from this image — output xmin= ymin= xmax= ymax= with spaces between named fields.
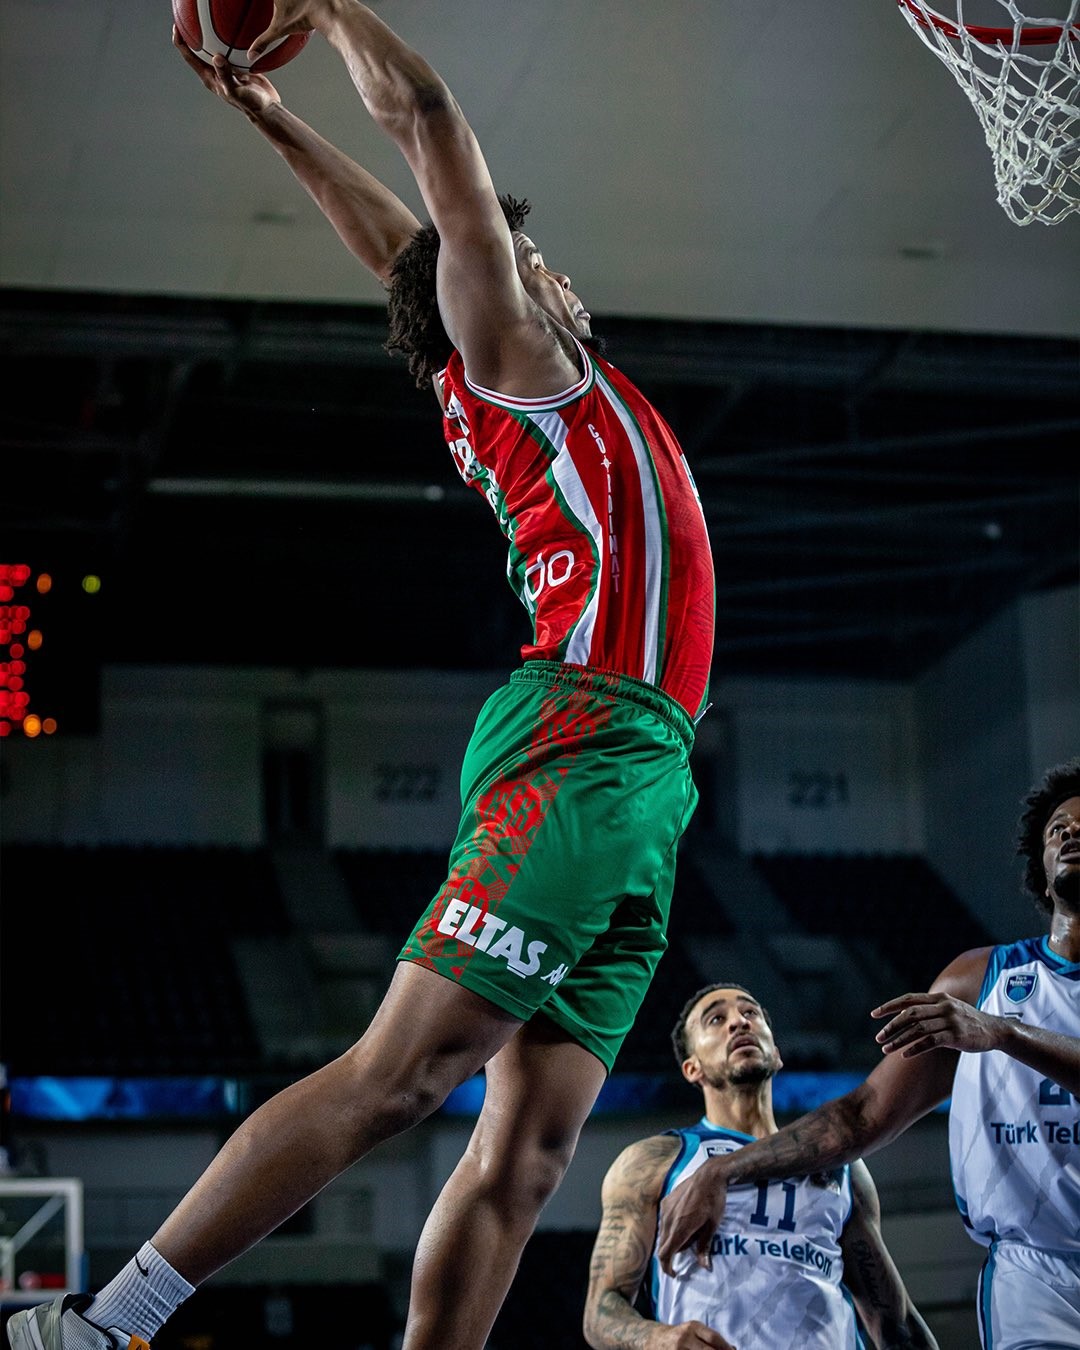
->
xmin=1 ymin=845 xmax=283 ymax=1075
xmin=753 ymin=853 xmax=995 ymax=989
xmin=334 ymin=848 xmax=449 ymax=936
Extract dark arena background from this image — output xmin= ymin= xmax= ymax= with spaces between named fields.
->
xmin=1 ymin=3 xmax=1078 ymax=1348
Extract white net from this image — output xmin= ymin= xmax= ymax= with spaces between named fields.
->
xmin=896 ymin=1 xmax=1080 ymax=224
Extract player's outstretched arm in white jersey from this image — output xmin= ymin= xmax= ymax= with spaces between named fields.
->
xmin=658 ymin=934 xmax=1080 ymax=1269
xmin=656 ymin=942 xmax=1080 ymax=1273
xmin=872 ymin=952 xmax=1080 ymax=1093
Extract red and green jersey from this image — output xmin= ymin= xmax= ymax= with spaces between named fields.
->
xmin=438 ymin=339 xmax=715 ymax=720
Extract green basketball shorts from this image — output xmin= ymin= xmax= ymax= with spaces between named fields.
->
xmin=398 ymin=660 xmax=698 ymax=1071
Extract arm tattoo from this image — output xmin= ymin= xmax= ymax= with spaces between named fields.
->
xmin=585 ymin=1135 xmax=679 ymax=1348
xmin=723 ymin=1092 xmax=871 ymax=1185
xmin=846 ymin=1238 xmax=935 ymax=1350
xmin=849 ymin=1233 xmax=892 ymax=1310
xmin=592 ymin=1289 xmax=656 ymax=1349
xmin=842 ymin=1166 xmax=937 ymax=1350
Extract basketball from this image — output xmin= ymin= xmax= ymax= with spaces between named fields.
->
xmin=172 ymin=0 xmax=310 ymax=74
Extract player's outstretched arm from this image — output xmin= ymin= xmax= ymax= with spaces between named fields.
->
xmin=656 ymin=952 xmax=985 ymax=1275
xmin=584 ymin=1137 xmax=734 ymax=1350
xmin=873 ymin=947 xmax=1080 ymax=1095
xmin=252 ymin=1 xmax=581 ymax=397
xmin=173 ymin=25 xmax=420 ymax=284
xmin=840 ymin=1162 xmax=939 ymax=1350
xmin=655 ymin=1050 xmax=954 ymax=1276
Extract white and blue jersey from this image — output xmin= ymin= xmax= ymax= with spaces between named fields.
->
xmin=650 ymin=1121 xmax=863 ymax=1349
xmin=949 ymin=936 xmax=1080 ymax=1253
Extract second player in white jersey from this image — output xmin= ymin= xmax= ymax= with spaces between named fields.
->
xmin=950 ymin=935 xmax=1080 ymax=1252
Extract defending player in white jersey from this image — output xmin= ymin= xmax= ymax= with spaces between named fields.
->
xmin=584 ymin=982 xmax=937 ymax=1350
xmin=657 ymin=759 xmax=1080 ymax=1350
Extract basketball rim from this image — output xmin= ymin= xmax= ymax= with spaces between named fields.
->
xmin=897 ymin=0 xmax=1078 ymax=44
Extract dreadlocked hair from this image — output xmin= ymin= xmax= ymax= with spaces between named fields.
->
xmin=385 ymin=194 xmax=533 ymax=389
xmin=1016 ymin=758 xmax=1080 ymax=914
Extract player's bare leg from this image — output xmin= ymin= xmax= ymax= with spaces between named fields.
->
xmin=152 ymin=962 xmax=523 ymax=1284
xmin=402 ymin=1015 xmax=607 ymax=1350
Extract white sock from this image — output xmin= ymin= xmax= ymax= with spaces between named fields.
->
xmin=79 ymin=1241 xmax=194 ymax=1343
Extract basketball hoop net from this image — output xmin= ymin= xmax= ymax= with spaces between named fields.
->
xmin=896 ymin=1 xmax=1080 ymax=224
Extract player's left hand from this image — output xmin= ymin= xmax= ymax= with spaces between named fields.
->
xmin=872 ymin=991 xmax=1002 ymax=1058
xmin=173 ymin=28 xmax=283 ymax=117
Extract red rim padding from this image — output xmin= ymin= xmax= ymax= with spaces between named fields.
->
xmin=897 ymin=0 xmax=1078 ymax=45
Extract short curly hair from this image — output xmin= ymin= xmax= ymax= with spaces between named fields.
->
xmin=385 ymin=194 xmax=532 ymax=389
xmin=1015 ymin=758 xmax=1080 ymax=914
xmin=671 ymin=981 xmax=773 ymax=1068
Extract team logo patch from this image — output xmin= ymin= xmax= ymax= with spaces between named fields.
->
xmin=1004 ymin=971 xmax=1037 ymax=1003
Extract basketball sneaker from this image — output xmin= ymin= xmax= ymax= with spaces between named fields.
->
xmin=6 ymin=1295 xmax=150 ymax=1350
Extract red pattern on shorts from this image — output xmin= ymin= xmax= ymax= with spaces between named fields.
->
xmin=404 ymin=685 xmax=614 ymax=976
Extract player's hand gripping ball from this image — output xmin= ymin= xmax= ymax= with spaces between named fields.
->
xmin=172 ymin=0 xmax=310 ymax=73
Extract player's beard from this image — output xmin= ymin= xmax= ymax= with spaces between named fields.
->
xmin=702 ymin=1051 xmax=780 ymax=1090
xmin=582 ymin=333 xmax=608 ymax=359
xmin=727 ymin=1059 xmax=778 ymax=1087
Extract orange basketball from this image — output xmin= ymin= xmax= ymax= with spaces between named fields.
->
xmin=172 ymin=0 xmax=310 ymax=74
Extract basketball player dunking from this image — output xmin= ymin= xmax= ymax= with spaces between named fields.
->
xmin=658 ymin=760 xmax=1080 ymax=1350
xmin=8 ymin=4 xmax=714 ymax=1349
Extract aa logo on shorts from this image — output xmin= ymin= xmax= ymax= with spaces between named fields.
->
xmin=1004 ymin=971 xmax=1038 ymax=1003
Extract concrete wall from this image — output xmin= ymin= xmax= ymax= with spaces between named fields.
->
xmin=1020 ymin=585 xmax=1080 ymax=775
xmin=2 ymin=666 xmax=924 ymax=854
xmin=915 ymin=585 xmax=1079 ymax=941
xmin=3 ymin=587 xmax=1074 ymax=929
xmin=718 ymin=676 xmax=921 ymax=855
xmin=1 ymin=667 xmax=502 ymax=848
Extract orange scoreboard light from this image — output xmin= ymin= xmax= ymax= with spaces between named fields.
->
xmin=0 ymin=563 xmax=102 ymax=738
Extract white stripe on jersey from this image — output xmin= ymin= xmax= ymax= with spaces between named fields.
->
xmin=462 ymin=342 xmax=594 ymax=410
xmin=530 ymin=408 xmax=603 ymax=665
xmin=592 ymin=364 xmax=663 ymax=687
